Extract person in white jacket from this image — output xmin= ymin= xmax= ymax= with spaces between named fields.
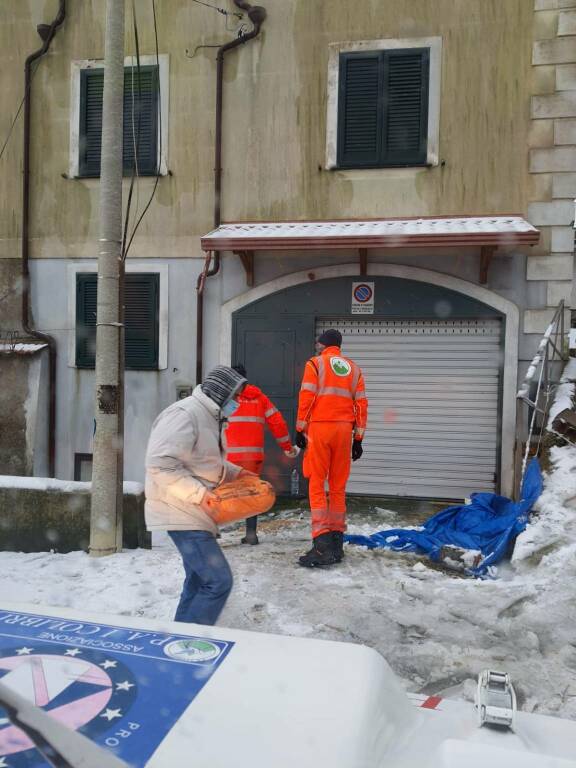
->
xmin=145 ymin=365 xmax=249 ymax=625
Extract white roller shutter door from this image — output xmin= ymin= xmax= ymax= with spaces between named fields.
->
xmin=316 ymin=318 xmax=502 ymax=499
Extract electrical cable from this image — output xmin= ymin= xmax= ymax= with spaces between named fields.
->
xmin=0 ymin=96 xmax=25 ymax=164
xmin=190 ymin=0 xmax=243 ymax=18
xmin=0 ymin=62 xmax=40 ymax=164
xmin=122 ymin=0 xmax=161 ymax=260
xmin=121 ymin=0 xmax=143 ymax=260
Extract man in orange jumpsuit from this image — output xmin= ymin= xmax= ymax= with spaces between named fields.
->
xmin=225 ymin=365 xmax=298 ymax=545
xmin=295 ymin=328 xmax=367 ymax=567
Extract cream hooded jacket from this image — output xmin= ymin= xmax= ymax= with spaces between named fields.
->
xmin=145 ymin=385 xmax=242 ymax=533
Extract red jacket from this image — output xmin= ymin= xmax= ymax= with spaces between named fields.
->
xmin=225 ymin=385 xmax=292 ymax=464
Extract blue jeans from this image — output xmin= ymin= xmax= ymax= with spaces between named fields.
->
xmin=168 ymin=531 xmax=233 ymax=626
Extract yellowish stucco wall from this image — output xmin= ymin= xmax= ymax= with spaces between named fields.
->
xmin=0 ymin=0 xmax=534 ymax=261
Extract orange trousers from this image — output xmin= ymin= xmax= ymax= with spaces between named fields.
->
xmin=232 ymin=459 xmax=263 ymax=476
xmin=303 ymin=421 xmax=352 ymax=537
xmin=231 ymin=459 xmax=263 ymax=536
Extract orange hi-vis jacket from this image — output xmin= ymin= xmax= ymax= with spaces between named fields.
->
xmin=296 ymin=346 xmax=368 ymax=440
xmin=225 ymin=384 xmax=292 ymax=464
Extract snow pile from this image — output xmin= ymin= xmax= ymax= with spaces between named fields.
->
xmin=546 ymin=357 xmax=576 ymax=429
xmin=514 ymin=357 xmax=576 ymax=566
xmin=513 ymin=445 xmax=576 ymax=566
xmin=2 ymin=503 xmax=576 ymax=720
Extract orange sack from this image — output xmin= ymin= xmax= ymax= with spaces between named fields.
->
xmin=209 ymin=475 xmax=276 ymax=524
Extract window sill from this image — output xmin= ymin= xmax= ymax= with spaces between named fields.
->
xmin=329 ymin=162 xmax=433 ymax=172
xmin=70 ymin=171 xmax=169 ymax=180
xmin=74 ymin=365 xmax=161 ymax=371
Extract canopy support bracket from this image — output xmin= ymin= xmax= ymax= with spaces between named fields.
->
xmin=235 ymin=250 xmax=255 ymax=286
xmin=480 ymin=246 xmax=496 ymax=285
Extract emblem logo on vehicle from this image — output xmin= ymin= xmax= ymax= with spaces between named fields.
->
xmin=330 ymin=357 xmax=351 ymax=377
xmin=0 ymin=646 xmax=137 ymax=759
xmin=163 ymin=639 xmax=221 ymax=663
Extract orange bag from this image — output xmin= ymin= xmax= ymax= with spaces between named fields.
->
xmin=209 ymin=475 xmax=276 ymax=524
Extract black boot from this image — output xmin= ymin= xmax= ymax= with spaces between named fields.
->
xmin=298 ymin=533 xmax=336 ymax=568
xmin=241 ymin=515 xmax=259 ymax=545
xmin=332 ymin=531 xmax=344 ymax=562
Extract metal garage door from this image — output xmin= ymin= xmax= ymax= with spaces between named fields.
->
xmin=316 ymin=318 xmax=503 ymax=499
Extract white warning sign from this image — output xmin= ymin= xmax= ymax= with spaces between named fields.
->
xmin=351 ymin=282 xmax=375 ymax=314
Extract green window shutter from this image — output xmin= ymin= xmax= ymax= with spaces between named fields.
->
xmin=337 ymin=48 xmax=429 ymax=168
xmin=78 ymin=66 xmax=159 ymax=178
xmin=382 ymin=49 xmax=429 ymax=166
xmin=75 ymin=273 xmax=159 ymax=370
xmin=76 ymin=273 xmax=98 ymax=367
xmin=124 ymin=274 xmax=159 ymax=369
xmin=123 ymin=66 xmax=159 ymax=175
xmin=79 ymin=70 xmax=105 ymax=178
xmin=337 ymin=53 xmax=383 ymax=168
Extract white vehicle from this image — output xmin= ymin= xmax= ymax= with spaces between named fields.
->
xmin=476 ymin=669 xmax=517 ymax=729
xmin=0 ymin=603 xmax=574 ymax=768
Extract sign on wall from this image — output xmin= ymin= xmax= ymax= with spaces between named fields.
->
xmin=351 ymin=282 xmax=375 ymax=314
xmin=0 ymin=609 xmax=233 ymax=767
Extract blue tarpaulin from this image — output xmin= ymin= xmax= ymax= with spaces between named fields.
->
xmin=345 ymin=458 xmax=543 ymax=577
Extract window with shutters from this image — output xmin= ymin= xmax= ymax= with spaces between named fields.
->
xmin=337 ymin=49 xmax=429 ymax=168
xmin=326 ymin=38 xmax=441 ymax=170
xmin=76 ymin=273 xmax=160 ymax=369
xmin=78 ymin=66 xmax=159 ymax=177
xmin=69 ymin=56 xmax=168 ymax=179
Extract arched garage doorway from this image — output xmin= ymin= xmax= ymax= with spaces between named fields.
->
xmin=221 ymin=265 xmax=519 ymax=500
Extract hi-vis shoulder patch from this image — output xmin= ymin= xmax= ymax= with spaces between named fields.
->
xmin=330 ymin=357 xmax=352 ymax=377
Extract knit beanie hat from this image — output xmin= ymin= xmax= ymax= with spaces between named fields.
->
xmin=317 ymin=329 xmax=342 ymax=348
xmin=201 ymin=366 xmax=247 ymax=407
xmin=232 ymin=364 xmax=247 ymax=378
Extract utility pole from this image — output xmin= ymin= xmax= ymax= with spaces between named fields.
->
xmin=89 ymin=0 xmax=125 ymax=557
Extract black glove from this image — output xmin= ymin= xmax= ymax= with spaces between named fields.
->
xmin=352 ymin=440 xmax=363 ymax=462
xmin=295 ymin=431 xmax=307 ymax=450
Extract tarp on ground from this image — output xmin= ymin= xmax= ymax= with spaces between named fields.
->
xmin=345 ymin=459 xmax=543 ymax=577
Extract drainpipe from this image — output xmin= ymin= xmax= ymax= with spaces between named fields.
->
xmin=195 ymin=0 xmax=267 ymax=385
xmin=22 ymin=1 xmax=66 ymax=477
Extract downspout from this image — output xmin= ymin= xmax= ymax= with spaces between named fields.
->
xmin=22 ymin=1 xmax=66 ymax=477
xmin=195 ymin=0 xmax=267 ymax=385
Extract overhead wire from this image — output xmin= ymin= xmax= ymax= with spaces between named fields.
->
xmin=0 ymin=62 xmax=40 ymax=164
xmin=121 ymin=0 xmax=143 ymax=260
xmin=122 ymin=0 xmax=161 ymax=260
xmin=190 ymin=0 xmax=243 ymax=18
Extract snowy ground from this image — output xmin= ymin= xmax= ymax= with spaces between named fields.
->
xmin=2 ymin=462 xmax=576 ymax=720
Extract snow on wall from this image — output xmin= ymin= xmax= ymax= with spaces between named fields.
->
xmin=0 ymin=475 xmax=144 ymax=495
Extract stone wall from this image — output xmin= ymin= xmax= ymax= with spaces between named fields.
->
xmin=0 ymin=350 xmax=48 ymax=476
xmin=0 ymin=478 xmax=150 ymax=553
xmin=529 ymin=0 xmax=576 ymax=331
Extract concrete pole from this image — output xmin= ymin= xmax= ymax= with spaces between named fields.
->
xmin=89 ymin=0 xmax=125 ymax=557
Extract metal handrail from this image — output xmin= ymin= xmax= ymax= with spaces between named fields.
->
xmin=515 ymin=301 xmax=568 ymax=493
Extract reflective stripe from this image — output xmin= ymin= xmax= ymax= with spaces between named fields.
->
xmin=317 ymin=355 xmax=325 ymax=389
xmin=296 ymin=420 xmax=307 ymax=430
xmin=318 ymin=387 xmax=353 ymax=399
xmin=355 ymin=428 xmax=365 ymax=438
xmin=264 ymin=407 xmax=278 ymax=417
xmin=227 ymin=416 xmax=265 ymax=424
xmin=227 ymin=446 xmax=264 ymax=454
xmin=354 ymin=391 xmax=367 ymax=400
xmin=275 ymin=433 xmax=290 ymax=444
xmin=351 ymin=363 xmax=360 ymax=394
xmin=300 ymin=383 xmax=317 ymax=393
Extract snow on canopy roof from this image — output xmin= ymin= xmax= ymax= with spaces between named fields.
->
xmin=201 ymin=216 xmax=540 ymax=251
xmin=0 ymin=342 xmax=48 ymax=354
